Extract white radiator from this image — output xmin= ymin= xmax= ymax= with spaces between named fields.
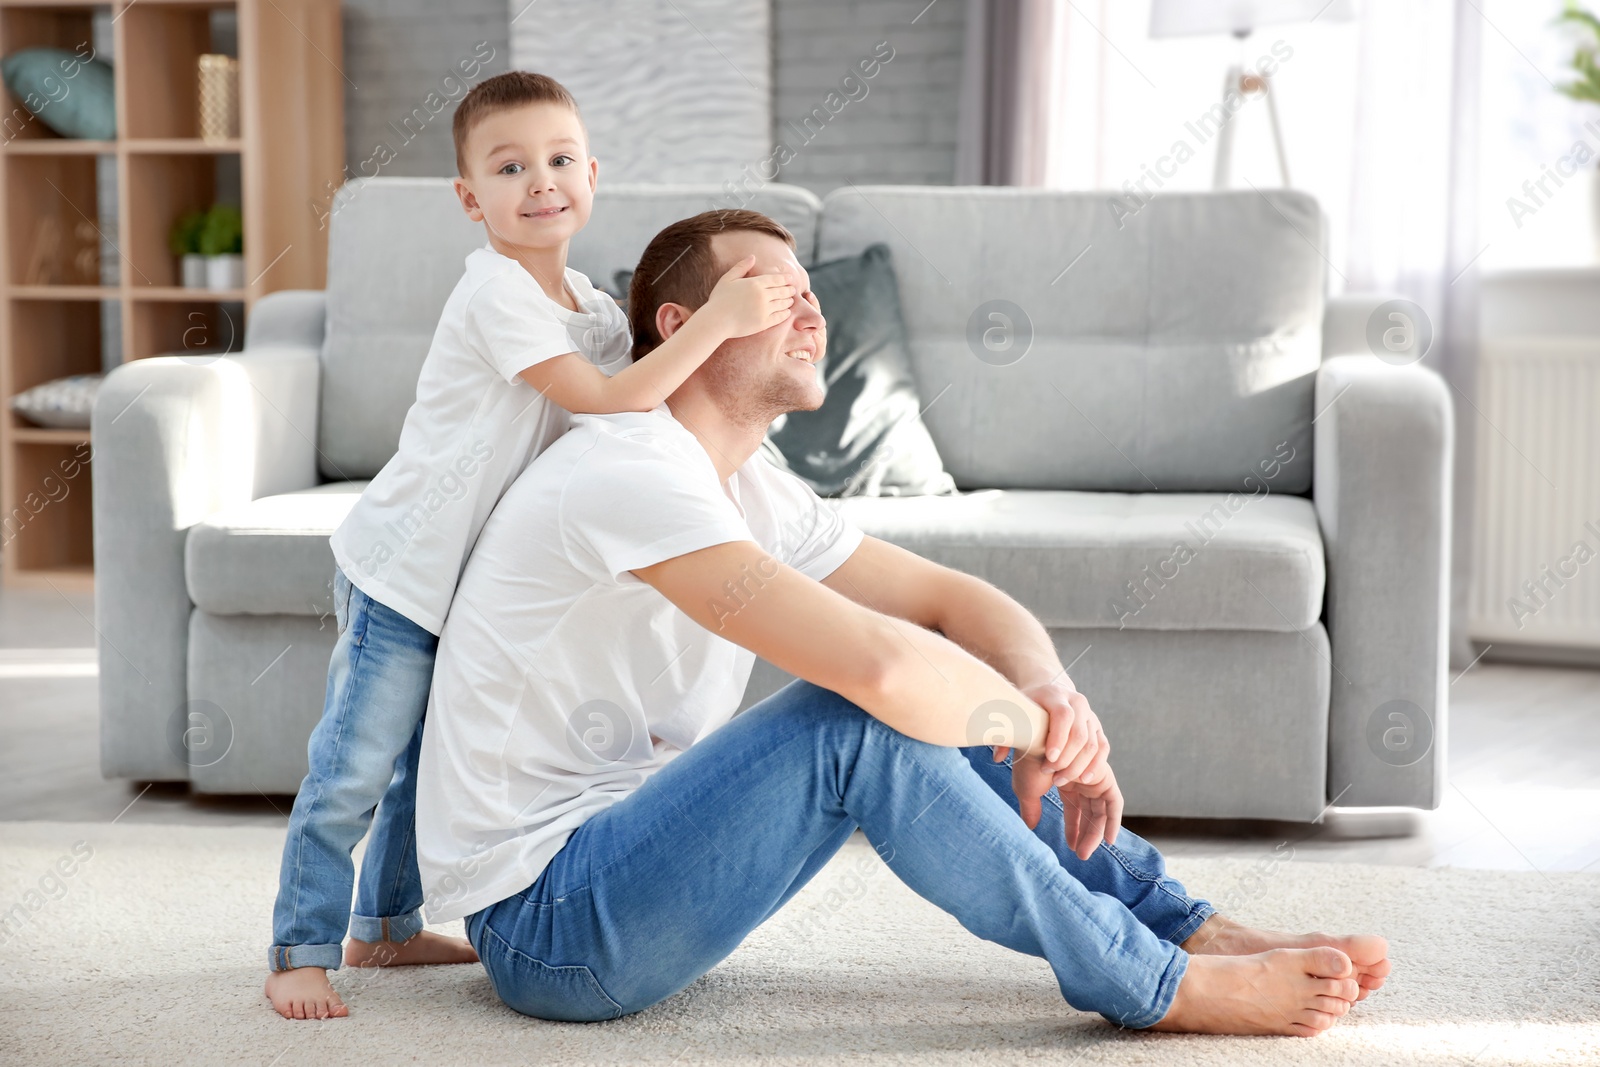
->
xmin=1469 ymin=337 xmax=1600 ymax=649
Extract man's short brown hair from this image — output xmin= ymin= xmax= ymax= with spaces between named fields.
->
xmin=627 ymin=210 xmax=797 ymax=362
xmin=452 ymin=71 xmax=583 ymax=178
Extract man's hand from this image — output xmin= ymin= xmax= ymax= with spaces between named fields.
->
xmin=1056 ymin=763 xmax=1123 ymax=860
xmin=991 ymin=676 xmax=1105 ymax=778
xmin=998 ymin=677 xmax=1123 ymax=859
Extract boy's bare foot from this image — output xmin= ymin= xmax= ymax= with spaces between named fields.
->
xmin=1182 ymin=914 xmax=1391 ymax=1000
xmin=1150 ymin=947 xmax=1360 ymax=1037
xmin=265 ymin=933 xmax=476 ymax=1019
xmin=264 ymin=967 xmax=348 ymax=1020
xmin=343 ymin=929 xmax=479 ymax=968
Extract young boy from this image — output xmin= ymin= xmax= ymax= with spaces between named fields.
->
xmin=265 ymin=71 xmax=797 ymax=1020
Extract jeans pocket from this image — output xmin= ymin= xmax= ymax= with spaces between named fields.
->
xmin=477 ymin=926 xmax=623 ymax=1022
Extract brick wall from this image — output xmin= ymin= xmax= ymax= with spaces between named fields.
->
xmin=337 ymin=0 xmax=963 ymax=189
xmin=772 ymin=0 xmax=966 ymax=193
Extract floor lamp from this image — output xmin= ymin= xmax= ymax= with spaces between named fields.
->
xmin=1149 ymin=0 xmax=1355 ymax=190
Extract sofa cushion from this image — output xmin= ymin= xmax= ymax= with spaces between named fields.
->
xmin=318 ymin=178 xmax=823 ymax=480
xmin=815 ymin=187 xmax=1325 ymax=495
xmin=835 ymin=489 xmax=1325 ymax=632
xmin=186 ymin=482 xmax=367 ymax=617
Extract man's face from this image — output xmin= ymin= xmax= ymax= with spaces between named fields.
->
xmin=456 ymin=102 xmax=597 ymax=250
xmin=694 ymin=230 xmax=827 ymax=424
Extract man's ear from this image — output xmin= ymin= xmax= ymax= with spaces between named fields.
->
xmin=655 ymin=302 xmax=692 ymax=341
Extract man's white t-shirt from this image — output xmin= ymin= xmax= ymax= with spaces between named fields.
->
xmin=416 ymin=405 xmax=865 ymax=923
xmin=329 ymin=242 xmax=630 ymax=635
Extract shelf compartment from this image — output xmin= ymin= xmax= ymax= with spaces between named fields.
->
xmin=5 ymin=295 xmax=109 ymax=393
xmin=120 ymin=1 xmax=235 ymax=141
xmin=123 ymin=151 xmax=235 ymax=289
xmin=0 ymin=6 xmax=104 ymax=145
xmin=5 ymin=152 xmax=105 ymax=286
xmin=127 ymin=296 xmax=241 ymax=360
xmin=4 ymin=439 xmax=94 ymax=573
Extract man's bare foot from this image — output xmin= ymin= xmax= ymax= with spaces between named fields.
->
xmin=343 ymin=929 xmax=478 ymax=968
xmin=1150 ymin=947 xmax=1360 ymax=1037
xmin=265 ymin=967 xmax=348 ymax=1020
xmin=1182 ymin=914 xmax=1391 ymax=1000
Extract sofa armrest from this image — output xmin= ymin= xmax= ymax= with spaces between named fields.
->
xmin=93 ymin=322 xmax=323 ymax=782
xmin=1315 ymin=354 xmax=1453 ymax=809
xmin=1322 ymin=292 xmax=1410 ymax=361
xmin=244 ymin=289 xmax=327 ymax=350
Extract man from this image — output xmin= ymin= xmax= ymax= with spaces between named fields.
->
xmin=413 ymin=210 xmax=1391 ymax=1037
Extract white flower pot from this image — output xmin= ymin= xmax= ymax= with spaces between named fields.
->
xmin=206 ymin=253 xmax=244 ymax=291
xmin=181 ymin=253 xmax=208 ymax=288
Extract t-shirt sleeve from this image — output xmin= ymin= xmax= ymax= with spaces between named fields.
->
xmin=465 ymin=271 xmax=583 ymax=384
xmin=766 ymin=466 xmax=865 ymax=582
xmin=560 ymin=432 xmax=754 ymax=586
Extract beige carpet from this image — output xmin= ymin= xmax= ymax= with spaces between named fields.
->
xmin=1 ymin=821 xmax=1596 ymax=1066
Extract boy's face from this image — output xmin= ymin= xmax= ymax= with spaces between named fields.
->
xmin=453 ymin=101 xmax=597 ymax=253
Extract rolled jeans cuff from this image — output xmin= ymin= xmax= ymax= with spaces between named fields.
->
xmin=347 ymin=908 xmax=425 ymax=945
xmin=268 ymin=942 xmax=343 ymax=973
xmin=1163 ymin=900 xmax=1217 ymax=947
xmin=1117 ymin=945 xmax=1191 ymax=1030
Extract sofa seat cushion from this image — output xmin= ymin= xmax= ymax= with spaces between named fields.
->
xmin=186 ymin=482 xmax=367 ymax=617
xmin=836 ymin=489 xmax=1324 ymax=632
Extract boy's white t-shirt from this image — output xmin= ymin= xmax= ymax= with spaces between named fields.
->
xmin=415 ymin=406 xmax=864 ymax=923
xmin=330 ymin=242 xmax=631 ymax=635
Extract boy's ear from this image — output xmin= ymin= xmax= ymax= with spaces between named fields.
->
xmin=452 ymin=176 xmax=483 ymax=221
xmin=587 ymin=155 xmax=598 ymax=193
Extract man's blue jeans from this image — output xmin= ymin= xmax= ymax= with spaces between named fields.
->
xmin=269 ymin=568 xmax=437 ymax=972
xmin=467 ymin=680 xmax=1214 ymax=1028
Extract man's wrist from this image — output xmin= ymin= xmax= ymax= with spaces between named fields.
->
xmin=1015 ymin=661 xmax=1070 ymax=695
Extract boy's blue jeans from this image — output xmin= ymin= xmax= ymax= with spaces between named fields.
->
xmin=467 ymin=680 xmax=1214 ymax=1028
xmin=269 ymin=567 xmax=437 ymax=972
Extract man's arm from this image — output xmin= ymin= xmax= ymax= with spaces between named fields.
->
xmin=819 ymin=535 xmax=1067 ymax=694
xmin=629 ymin=540 xmax=1055 ymax=757
xmin=824 ymin=535 xmax=1112 ymax=769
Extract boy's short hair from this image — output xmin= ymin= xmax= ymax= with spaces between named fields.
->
xmin=628 ymin=210 xmax=797 ymax=362
xmin=452 ymin=71 xmax=584 ymax=178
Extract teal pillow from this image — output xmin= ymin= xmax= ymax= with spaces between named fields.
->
xmin=1 ymin=48 xmax=115 ymax=140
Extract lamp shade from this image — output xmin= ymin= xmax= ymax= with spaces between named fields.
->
xmin=1149 ymin=0 xmax=1354 ymax=38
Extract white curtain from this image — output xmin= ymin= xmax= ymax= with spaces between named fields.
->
xmin=1343 ymin=0 xmax=1481 ymax=665
xmin=1016 ymin=0 xmax=1482 ymax=662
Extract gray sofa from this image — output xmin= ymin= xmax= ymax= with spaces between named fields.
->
xmin=94 ymin=178 xmax=1452 ymax=822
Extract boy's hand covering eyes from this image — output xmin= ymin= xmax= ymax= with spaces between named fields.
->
xmin=701 ymin=253 xmax=798 ymax=338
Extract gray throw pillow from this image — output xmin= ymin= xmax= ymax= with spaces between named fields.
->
xmin=611 ymin=269 xmax=633 ymax=313
xmin=760 ymin=242 xmax=956 ymax=497
xmin=10 ymin=373 xmax=101 ymax=429
xmin=0 ymin=48 xmax=116 ymax=140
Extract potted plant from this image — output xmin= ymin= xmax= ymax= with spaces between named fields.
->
xmin=199 ymin=203 xmax=244 ymax=290
xmin=168 ymin=209 xmax=207 ymax=288
xmin=169 ymin=203 xmax=244 ymax=291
